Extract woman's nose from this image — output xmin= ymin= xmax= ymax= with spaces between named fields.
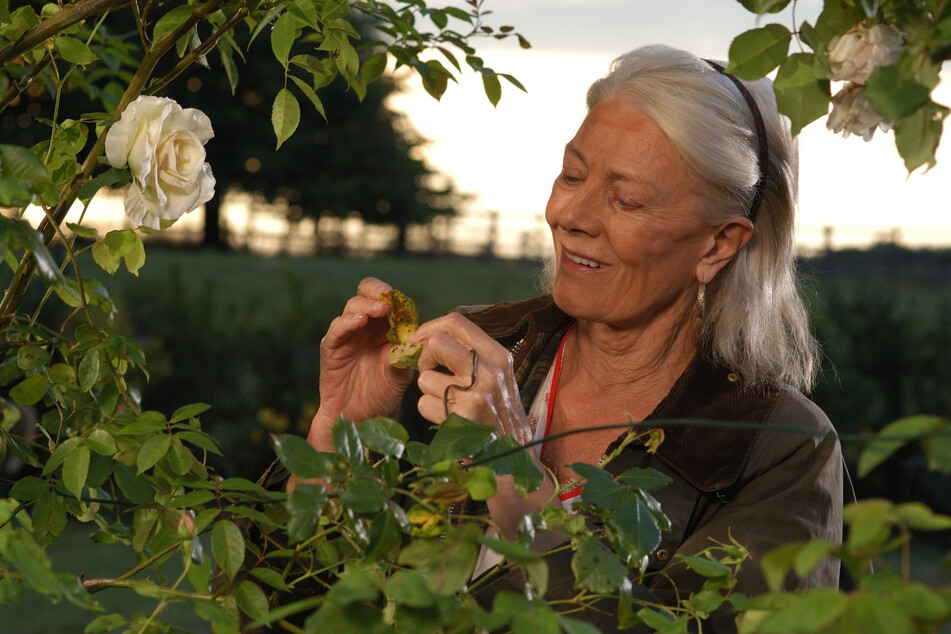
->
xmin=546 ymin=182 xmax=602 ymax=236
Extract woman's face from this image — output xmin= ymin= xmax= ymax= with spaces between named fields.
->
xmin=545 ymin=95 xmax=716 ymax=330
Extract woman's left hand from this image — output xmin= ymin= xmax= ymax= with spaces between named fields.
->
xmin=411 ymin=312 xmax=530 ymax=444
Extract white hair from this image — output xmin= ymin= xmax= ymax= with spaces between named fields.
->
xmin=572 ymin=44 xmax=819 ymax=391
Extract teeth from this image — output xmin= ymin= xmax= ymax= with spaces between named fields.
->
xmin=565 ymin=252 xmax=602 ymax=268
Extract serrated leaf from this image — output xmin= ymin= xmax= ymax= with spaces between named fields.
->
xmin=774 ymin=53 xmax=830 ymax=136
xmin=866 ymin=65 xmax=930 ymax=121
xmin=726 ymin=23 xmax=791 ymax=80
xmin=91 ymin=242 xmax=120 ymax=274
xmin=235 ymin=580 xmax=269 ymax=622
xmin=153 ymin=5 xmax=193 ymax=44
xmin=9 ymin=475 xmax=49 ymax=501
xmin=287 ymin=484 xmax=327 ymax=543
xmin=54 ymin=36 xmax=97 ymax=65
xmin=10 ymin=373 xmax=48 ymax=406
xmin=249 ymin=567 xmax=289 ymax=591
xmin=17 ymin=344 xmax=49 ymax=370
xmin=894 ymin=102 xmax=948 ymax=173
xmin=571 ymin=537 xmax=627 ymax=593
xmin=123 ymin=231 xmax=145 ymax=275
xmin=212 ymin=520 xmax=245 ymax=581
xmin=271 ymin=12 xmax=296 ymax=66
xmin=0 ymin=146 xmax=44 ymax=184
xmin=289 ymin=75 xmax=326 ymax=121
xmin=169 ymin=402 xmax=211 ymax=424
xmin=361 ymin=52 xmax=387 ymax=84
xmin=78 ymin=349 xmax=100 ymax=392
xmin=85 ymin=429 xmax=117 ymax=456
xmin=31 ymin=491 xmax=67 ymax=546
xmin=112 ymin=462 xmax=155 ymax=504
xmin=272 ymin=433 xmax=335 ymax=479
xmin=736 ymin=0 xmax=792 ymax=14
xmin=271 ymin=88 xmax=300 ymax=150
xmin=62 ymin=444 xmax=90 ymax=500
xmin=357 ymin=417 xmax=408 ymax=458
xmin=464 ymin=465 xmax=497 ymax=501
xmin=136 ymin=434 xmax=171 ymax=474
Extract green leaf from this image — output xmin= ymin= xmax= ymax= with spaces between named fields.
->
xmin=427 ymin=414 xmax=495 ymax=465
xmin=332 ymin=417 xmax=364 ymax=467
xmin=176 ymin=430 xmax=223 ymax=455
xmin=895 ymin=502 xmax=951 ymax=531
xmin=136 ymin=434 xmax=172 ymax=474
xmin=757 ymin=589 xmax=849 ymax=633
xmin=571 ymin=537 xmax=628 ymax=593
xmin=559 ymin=615 xmax=603 ymax=634
xmin=112 ymin=462 xmax=155 ymax=505
xmin=6 ymin=532 xmax=59 ymax=593
xmin=0 ymin=144 xmax=51 ymax=184
xmin=10 ymin=373 xmax=48 ymax=406
xmin=17 ymin=344 xmax=49 ymax=370
xmin=482 ymin=72 xmax=501 ymax=107
xmin=357 ymin=417 xmax=408 ymax=458
xmin=77 ymin=166 xmax=129 ymax=203
xmin=91 ymin=241 xmax=120 ymax=274
xmin=289 ymin=0 xmax=318 ymax=29
xmin=894 ymin=102 xmax=948 ymax=173
xmin=484 ymin=435 xmax=544 ymax=495
xmin=62 ymin=444 xmax=90 ymax=500
xmin=858 ymin=415 xmax=948 ymax=477
xmin=892 ymin=583 xmax=950 ymax=621
xmin=250 ymin=567 xmax=290 ymax=591
xmin=773 ymin=53 xmax=830 ymax=136
xmin=123 ymin=231 xmax=145 ymax=275
xmin=272 ymin=88 xmax=300 ymax=150
xmin=287 ymin=484 xmax=328 ymax=543
xmin=31 ymin=491 xmax=67 ymax=546
xmin=613 ymin=497 xmax=662 ymax=562
xmin=289 ymin=76 xmax=326 ymax=121
xmin=78 ymin=349 xmax=100 ymax=392
xmin=153 ymin=5 xmax=193 ymax=43
xmin=85 ymin=429 xmax=117 ymax=456
xmin=271 ymin=12 xmax=297 ymax=65
xmin=464 ymin=465 xmax=497 ymax=501
xmin=844 ymin=498 xmax=894 ymax=550
xmin=760 ymin=542 xmax=800 ymax=592
xmin=423 ymin=538 xmax=478 ymax=595
xmin=866 ymin=65 xmax=930 ymax=121
xmin=340 ymin=478 xmax=387 ymax=514
xmin=360 ymin=53 xmax=387 ymax=84
xmin=384 ymin=569 xmax=435 ymax=608
xmin=272 ymin=433 xmax=335 ymax=479
xmin=726 ymin=23 xmax=791 ymax=80
xmin=169 ymin=402 xmax=211 ymax=424
xmin=616 ymin=467 xmax=672 ymax=492
xmin=9 ymin=221 xmax=64 ymax=289
xmin=54 ymin=36 xmax=97 ymax=65
xmin=84 ymin=613 xmax=128 ymax=633
xmin=235 ymin=580 xmax=269 ymax=622
xmin=680 ymin=554 xmax=731 ymax=578
xmin=212 ymin=520 xmax=245 ymax=581
xmin=9 ymin=475 xmax=49 ymax=501
xmin=166 ymin=437 xmax=193 ymax=476
xmin=736 ymin=0 xmax=791 ymax=14
xmin=168 ymin=489 xmax=215 ymax=508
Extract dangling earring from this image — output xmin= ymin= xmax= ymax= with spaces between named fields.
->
xmin=696 ymin=282 xmax=706 ymax=320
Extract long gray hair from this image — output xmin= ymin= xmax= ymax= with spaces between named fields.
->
xmin=575 ymin=44 xmax=819 ymax=391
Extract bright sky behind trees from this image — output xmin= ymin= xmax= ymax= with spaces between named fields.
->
xmin=390 ymin=0 xmax=951 ymax=255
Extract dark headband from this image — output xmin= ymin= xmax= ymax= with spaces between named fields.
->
xmin=703 ymin=59 xmax=768 ymax=223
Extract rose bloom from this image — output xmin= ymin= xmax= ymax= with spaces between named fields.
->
xmin=827 ymin=83 xmax=891 ymax=141
xmin=828 ymin=23 xmax=903 ymax=85
xmin=105 ymin=96 xmax=215 ymax=230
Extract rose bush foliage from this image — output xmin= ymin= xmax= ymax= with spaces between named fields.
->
xmin=104 ymin=96 xmax=216 ymax=230
xmin=1 ymin=0 xmax=951 ymax=632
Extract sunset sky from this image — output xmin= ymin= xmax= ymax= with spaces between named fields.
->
xmin=389 ymin=0 xmax=951 ymax=255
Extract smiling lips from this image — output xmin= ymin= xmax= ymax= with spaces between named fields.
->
xmin=564 ymin=250 xmax=604 ymax=269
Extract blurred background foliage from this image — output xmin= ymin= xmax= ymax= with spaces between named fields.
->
xmin=6 ymin=244 xmax=948 ymax=515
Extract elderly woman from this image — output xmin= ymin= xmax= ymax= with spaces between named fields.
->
xmin=294 ymin=45 xmax=845 ymax=631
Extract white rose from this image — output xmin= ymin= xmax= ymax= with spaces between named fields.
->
xmin=827 ymin=83 xmax=891 ymax=141
xmin=105 ymin=95 xmax=215 ymax=230
xmin=828 ymin=23 xmax=903 ymax=85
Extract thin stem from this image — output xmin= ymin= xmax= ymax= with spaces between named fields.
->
xmin=0 ymin=56 xmax=52 ymax=113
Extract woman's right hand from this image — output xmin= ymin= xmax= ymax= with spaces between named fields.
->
xmin=307 ymin=277 xmax=413 ymax=450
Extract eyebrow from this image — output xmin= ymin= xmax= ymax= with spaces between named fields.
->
xmin=563 ymin=143 xmax=660 ymax=193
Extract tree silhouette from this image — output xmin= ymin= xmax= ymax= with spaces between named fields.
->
xmin=165 ymin=36 xmax=465 ymax=251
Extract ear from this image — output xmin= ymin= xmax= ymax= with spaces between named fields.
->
xmin=696 ymin=216 xmax=754 ymax=284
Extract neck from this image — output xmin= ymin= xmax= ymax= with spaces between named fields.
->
xmin=564 ymin=315 xmax=699 ymax=395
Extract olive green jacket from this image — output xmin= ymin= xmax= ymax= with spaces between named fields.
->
xmin=401 ymin=295 xmax=847 ymax=633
